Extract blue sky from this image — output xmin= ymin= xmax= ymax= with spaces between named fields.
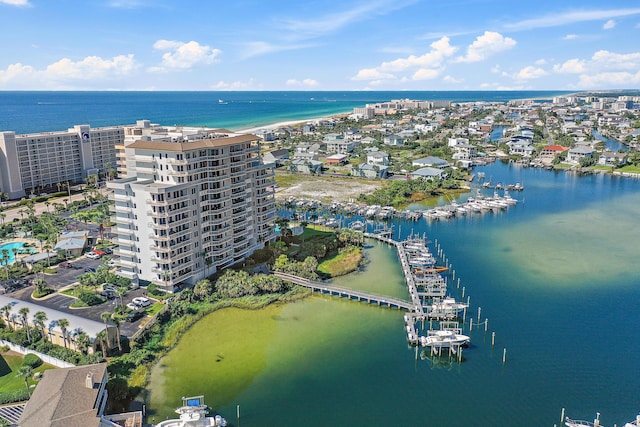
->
xmin=1 ymin=0 xmax=639 ymax=91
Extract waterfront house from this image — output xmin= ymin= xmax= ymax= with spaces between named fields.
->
xmin=597 ymin=151 xmax=627 ymax=167
xmin=253 ymin=129 xmax=275 ymax=142
xmin=539 ymin=145 xmax=569 ymax=158
xmin=566 ymin=146 xmax=596 ymax=164
xmin=412 ymin=156 xmax=449 ymax=169
xmin=508 ymin=140 xmax=535 ymax=157
xmin=409 ymin=167 xmax=445 ymax=180
xmin=452 ymin=143 xmax=477 ymax=161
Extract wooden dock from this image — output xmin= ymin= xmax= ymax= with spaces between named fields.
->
xmin=273 ymin=272 xmax=413 ymax=310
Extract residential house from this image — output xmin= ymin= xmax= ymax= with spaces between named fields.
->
xmin=383 ymin=134 xmax=405 ymax=146
xmin=54 ymin=230 xmax=89 ymax=258
xmin=508 ymin=141 xmax=535 ymax=157
xmin=361 ymin=136 xmax=377 ymax=145
xmin=324 ymin=133 xmax=355 ymax=154
xmin=452 ymin=143 xmax=477 ymax=161
xmin=325 ymin=154 xmax=349 ymax=165
xmin=262 ymin=149 xmax=290 ymax=166
xmin=539 ymin=145 xmax=569 ymax=157
xmin=597 ymin=151 xmax=627 ymax=167
xmin=343 ymin=127 xmax=362 ymax=142
xmin=412 ymin=156 xmax=449 ymax=169
xmin=18 ymin=363 xmax=143 ymax=427
xmin=366 ymin=151 xmax=389 ymax=166
xmin=353 ymin=163 xmax=388 ymax=179
xmin=290 ymin=159 xmax=323 ymax=174
xmin=253 ymin=129 xmax=275 ymax=142
xmin=410 ymin=167 xmax=445 ymax=180
xmin=566 ymin=146 xmax=596 ymax=164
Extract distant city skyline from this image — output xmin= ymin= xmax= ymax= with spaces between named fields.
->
xmin=1 ymin=0 xmax=639 ymax=91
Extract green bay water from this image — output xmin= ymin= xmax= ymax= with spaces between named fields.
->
xmin=147 ymin=161 xmax=640 ymax=426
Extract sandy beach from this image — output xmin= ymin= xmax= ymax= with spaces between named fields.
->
xmin=236 ymin=112 xmax=351 ymax=134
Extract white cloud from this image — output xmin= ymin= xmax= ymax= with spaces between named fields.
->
xmin=0 ymin=0 xmax=30 ymax=6
xmin=591 ymin=50 xmax=640 ymax=69
xmin=515 ymin=66 xmax=548 ymax=80
xmin=455 ymin=31 xmax=516 ymax=63
xmin=0 ymin=55 xmax=138 ymax=89
xmin=352 ymin=68 xmax=396 ymax=81
xmin=150 ymin=40 xmax=221 ymax=71
xmin=603 ymin=19 xmax=616 ymax=29
xmin=212 ymin=78 xmax=259 ymax=90
xmin=353 ymin=36 xmax=456 ymax=82
xmin=553 ymin=58 xmax=586 ymax=74
xmin=578 ymin=70 xmax=640 ymax=88
xmin=443 ymin=75 xmax=464 ymax=84
xmin=286 ymin=78 xmax=319 ymax=87
xmin=535 ymin=59 xmax=548 ymax=65
xmin=239 ymin=41 xmax=313 ymax=59
xmin=45 ymin=55 xmax=137 ymax=80
xmin=108 ymin=0 xmax=149 ymax=8
xmin=412 ymin=68 xmax=441 ymax=80
xmin=504 ymin=8 xmax=640 ymax=31
xmin=563 ymin=34 xmax=578 ymax=40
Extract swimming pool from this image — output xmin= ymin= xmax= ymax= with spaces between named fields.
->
xmin=0 ymin=242 xmax=36 ymax=264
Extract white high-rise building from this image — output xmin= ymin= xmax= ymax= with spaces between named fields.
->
xmin=0 ymin=125 xmax=121 ymax=199
xmin=108 ymin=127 xmax=276 ymax=291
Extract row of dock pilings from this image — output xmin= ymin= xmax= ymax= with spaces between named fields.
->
xmin=433 ymin=235 xmax=507 ymax=365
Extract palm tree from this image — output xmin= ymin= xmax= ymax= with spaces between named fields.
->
xmin=1 ymin=248 xmax=9 ymax=280
xmin=100 ymin=312 xmax=112 ymax=354
xmin=95 ymin=330 xmax=108 ymax=357
xmin=112 ymin=317 xmax=122 ymax=352
xmin=1 ymin=304 xmax=12 ymax=330
xmin=18 ymin=307 xmax=31 ymax=343
xmin=44 ymin=201 xmax=51 ymax=213
xmin=76 ymin=331 xmax=91 ymax=354
xmin=57 ymin=318 xmax=69 ymax=349
xmin=0 ymin=212 xmax=5 ymax=227
xmin=17 ymin=365 xmax=33 ymax=397
xmin=33 ymin=311 xmax=47 ymax=341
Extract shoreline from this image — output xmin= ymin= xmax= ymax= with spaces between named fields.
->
xmin=235 ymin=111 xmax=351 ymax=134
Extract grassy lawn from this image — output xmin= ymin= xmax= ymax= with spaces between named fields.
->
xmin=590 ymin=165 xmax=613 ymax=171
xmin=145 ymin=302 xmax=164 ymax=316
xmin=0 ymin=352 xmax=54 ymax=394
xmin=616 ymin=165 xmax=640 ymax=173
xmin=318 ymin=246 xmax=364 ymax=277
xmin=554 ymin=163 xmax=574 ymax=170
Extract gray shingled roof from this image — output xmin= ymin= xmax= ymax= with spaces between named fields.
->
xmin=18 ymin=363 xmax=107 ymax=427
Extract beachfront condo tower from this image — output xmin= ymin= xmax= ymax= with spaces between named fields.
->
xmin=107 ymin=126 xmax=276 ymax=291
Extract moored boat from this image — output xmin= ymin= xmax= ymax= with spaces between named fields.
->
xmin=156 ymin=396 xmax=227 ymax=427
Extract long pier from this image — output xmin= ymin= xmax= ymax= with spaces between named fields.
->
xmin=273 ymin=272 xmax=413 ymax=310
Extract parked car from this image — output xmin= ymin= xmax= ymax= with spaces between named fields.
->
xmin=99 ymin=290 xmax=116 ymax=299
xmin=132 ymin=297 xmax=151 ymax=307
xmin=59 ymin=261 xmax=73 ymax=268
xmin=86 ymin=252 xmax=101 ymax=260
xmin=102 ymin=283 xmax=118 ymax=292
xmin=84 ymin=267 xmax=96 ymax=273
xmin=106 ymin=260 xmax=116 ymax=267
xmin=92 ymin=249 xmax=106 ymax=256
xmin=126 ymin=311 xmax=144 ymax=322
xmin=103 ymin=247 xmax=113 ymax=254
xmin=126 ymin=302 xmax=141 ymax=311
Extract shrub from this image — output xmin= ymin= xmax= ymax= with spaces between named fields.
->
xmin=0 ymin=389 xmax=31 ymax=405
xmin=78 ymin=290 xmax=106 ymax=306
xmin=23 ymin=353 xmax=43 ymax=368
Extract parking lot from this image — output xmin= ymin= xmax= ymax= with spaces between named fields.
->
xmin=6 ymin=252 xmax=153 ymax=336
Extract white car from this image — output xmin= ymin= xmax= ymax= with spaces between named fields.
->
xmin=86 ymin=252 xmax=101 ymax=260
xmin=132 ymin=297 xmax=151 ymax=307
xmin=126 ymin=302 xmax=141 ymax=311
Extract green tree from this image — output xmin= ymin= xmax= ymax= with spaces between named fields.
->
xmin=193 ymin=279 xmax=213 ymax=300
xmin=57 ymin=318 xmax=69 ymax=349
xmin=17 ymin=365 xmax=33 ymax=397
xmin=18 ymin=307 xmax=31 ymax=343
xmin=33 ymin=311 xmax=48 ymax=341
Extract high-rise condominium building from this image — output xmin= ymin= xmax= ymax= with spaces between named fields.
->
xmin=0 ymin=125 xmax=121 ymax=199
xmin=108 ymin=127 xmax=276 ymax=291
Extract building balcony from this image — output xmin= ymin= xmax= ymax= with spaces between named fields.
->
xmin=118 ymin=258 xmax=138 ymax=268
xmin=112 ymin=215 xmax=134 ymax=225
xmin=167 ymin=169 xmax=188 ymax=177
xmin=148 ymin=222 xmax=170 ymax=230
xmin=149 ymin=233 xmax=169 ymax=241
xmin=113 ymin=247 xmax=135 ymax=257
xmin=116 ymin=268 xmax=138 ymax=280
xmin=146 ymin=198 xmax=168 ymax=206
xmin=112 ymin=193 xmax=131 ymax=202
xmin=150 ymin=244 xmax=171 ymax=253
xmin=167 ymin=158 xmax=188 ymax=166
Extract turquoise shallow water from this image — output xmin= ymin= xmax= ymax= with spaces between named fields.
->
xmin=148 ymin=161 xmax=640 ymax=426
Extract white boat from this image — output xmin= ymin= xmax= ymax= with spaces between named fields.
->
xmin=218 ymin=99 xmax=227 ymax=104
xmin=426 ymin=297 xmax=469 ymax=319
xmin=156 ymin=396 xmax=227 ymax=427
xmin=565 ymin=412 xmax=602 ymax=427
xmin=420 ymin=330 xmax=470 ymax=348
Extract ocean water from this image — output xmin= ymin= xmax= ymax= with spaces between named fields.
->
xmin=0 ymin=90 xmax=572 ymax=134
xmin=147 ymin=161 xmax=640 ymax=427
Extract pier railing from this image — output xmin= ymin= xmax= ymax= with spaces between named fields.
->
xmin=273 ymin=272 xmax=413 ymax=310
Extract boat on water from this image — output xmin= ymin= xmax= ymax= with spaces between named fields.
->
xmin=156 ymin=396 xmax=227 ymax=427
xmin=218 ymin=99 xmax=227 ymax=104
xmin=419 ymin=329 xmax=470 ymax=348
xmin=565 ymin=413 xmax=640 ymax=427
